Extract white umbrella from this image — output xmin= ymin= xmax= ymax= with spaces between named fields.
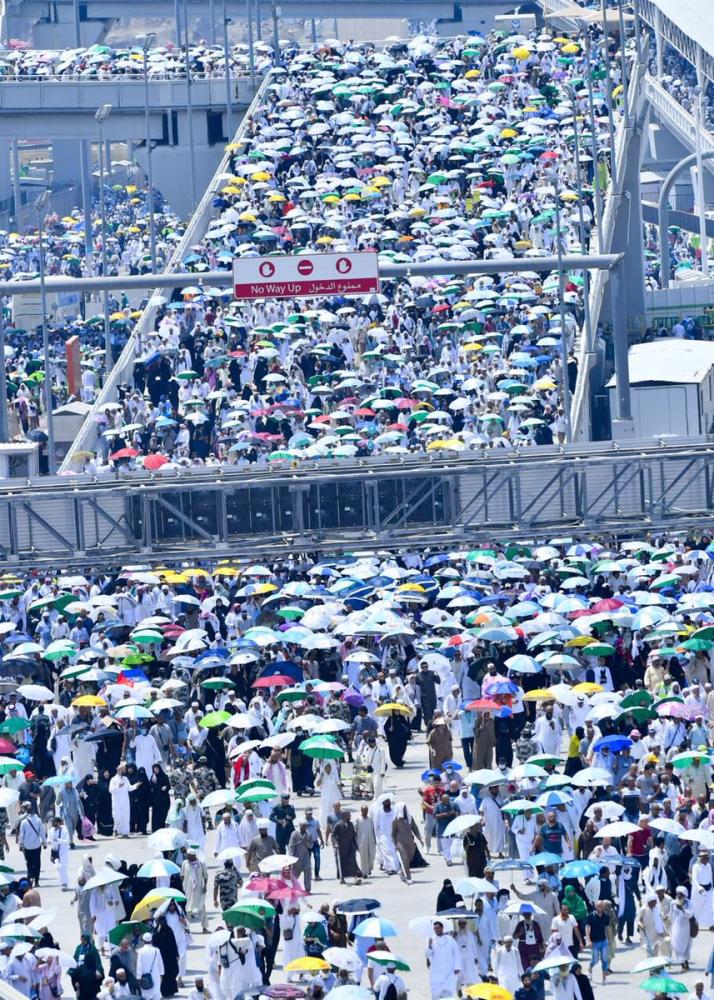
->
xmin=258 ymin=854 xmax=298 ymax=873
xmin=533 ymin=955 xmax=575 ymax=973
xmin=81 ymin=869 xmax=127 ymax=891
xmin=2 ymin=906 xmax=45 ymax=923
xmin=208 ymin=928 xmax=231 ymax=948
xmin=323 ymin=947 xmax=363 ymax=972
xmin=443 ymin=814 xmax=481 ymax=838
xmin=648 ymin=818 xmax=686 ymax=837
xmin=584 ymin=802 xmax=624 ymax=821
xmin=594 ymin=820 xmax=640 ymax=838
xmin=313 ymin=719 xmax=351 ymax=734
xmin=137 ymin=859 xmax=181 ymax=878
xmin=0 ymin=789 xmax=19 ymax=808
xmin=201 ymin=790 xmax=238 ymax=809
xmin=16 ymin=684 xmax=54 ymax=701
xmin=35 ymin=948 xmax=76 ymax=969
xmin=570 ymin=767 xmax=614 ymax=787
xmin=147 ymin=828 xmax=186 ymax=851
xmin=217 ymin=847 xmax=246 ymax=863
xmin=261 ymin=732 xmax=296 ymax=750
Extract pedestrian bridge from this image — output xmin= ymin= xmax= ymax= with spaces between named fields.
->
xmin=0 ymin=76 xmax=256 ymax=140
xmin=2 ymin=438 xmax=714 ymax=567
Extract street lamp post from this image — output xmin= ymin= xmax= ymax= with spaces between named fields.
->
xmin=183 ymin=0 xmax=198 ymax=207
xmin=142 ymin=34 xmax=157 ymax=272
xmin=271 ymin=2 xmax=279 ymax=64
xmin=583 ymin=34 xmax=604 ymax=247
xmin=246 ymin=0 xmax=255 ymax=89
xmin=96 ymin=103 xmax=113 ymax=370
xmin=600 ymin=0 xmax=618 ymax=189
xmin=695 ymin=84 xmax=709 ymax=279
xmin=223 ymin=5 xmax=233 ymax=140
xmin=549 ymin=166 xmax=572 ymax=445
xmin=566 ymin=85 xmax=594 ymax=374
xmin=0 ymin=297 xmax=7 ymax=443
xmin=36 ymin=190 xmax=57 ymax=475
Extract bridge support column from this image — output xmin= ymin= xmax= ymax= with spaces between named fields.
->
xmin=52 ymin=139 xmax=84 ymax=190
xmin=0 ymin=141 xmax=13 ymax=228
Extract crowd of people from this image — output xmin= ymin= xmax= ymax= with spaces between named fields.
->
xmin=0 ymin=40 xmax=273 ymax=81
xmin=0 ymin=531 xmax=713 ymax=1000
xmin=67 ymin=25 xmax=630 ymax=472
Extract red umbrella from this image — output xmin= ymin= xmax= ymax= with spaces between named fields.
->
xmin=466 ymin=698 xmax=501 ymax=712
xmin=252 ymin=675 xmax=295 ymax=688
xmin=540 ymin=151 xmax=558 ymax=161
xmin=589 ymin=598 xmax=625 ymax=614
xmin=143 ymin=455 xmax=168 ymax=471
xmin=355 ymin=408 xmax=376 ymax=417
xmin=110 ymin=447 xmax=139 ymax=460
xmin=267 ymin=885 xmax=310 ymax=900
xmin=0 ymin=739 xmax=17 ymax=755
xmin=246 ymin=876 xmax=287 ymax=894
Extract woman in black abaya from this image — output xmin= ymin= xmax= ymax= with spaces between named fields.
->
xmin=148 ymin=764 xmax=171 ymax=832
xmin=153 ymin=916 xmax=179 ymax=997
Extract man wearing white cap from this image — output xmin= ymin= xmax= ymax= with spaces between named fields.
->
xmin=374 ymin=961 xmax=407 ymax=1000
xmin=426 ymin=920 xmax=460 ymax=999
xmin=136 ymin=932 xmax=163 ymax=1000
xmin=493 ymin=935 xmax=523 ymax=995
xmin=180 ymin=845 xmax=208 ymax=934
xmin=671 ymin=886 xmax=693 ymax=970
xmin=637 ymin=892 xmax=666 ymax=956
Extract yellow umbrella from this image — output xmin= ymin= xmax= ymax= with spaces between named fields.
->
xmin=316 ymin=236 xmax=334 ymax=244
xmin=427 ymin=438 xmax=465 ymax=451
xmin=612 ymin=84 xmax=624 ymax=98
xmin=515 ymin=240 xmax=532 ymax=250
xmin=229 ymin=176 xmax=247 ymax=185
xmin=344 ymin=193 xmax=361 ymax=201
xmin=562 ymin=42 xmax=580 ymax=53
xmin=372 ymin=176 xmax=391 ymax=187
xmin=374 ymin=703 xmax=412 ymax=717
xmin=534 ymin=377 xmax=556 ymax=391
xmin=268 ymin=192 xmax=286 ymax=202
xmin=398 ymin=583 xmax=425 ymax=592
xmin=110 ymin=311 xmax=126 ymax=321
xmin=322 ymin=195 xmax=341 ymax=204
xmin=239 ymin=211 xmax=257 ymax=222
xmin=131 ymin=890 xmax=186 ymax=922
xmin=408 ymin=206 xmax=427 ymax=217
xmin=126 ymin=184 xmax=137 ymax=194
xmin=462 ymin=343 xmax=483 ymax=352
xmin=186 ymin=568 xmax=211 ymax=579
xmin=560 ymin=191 xmax=579 ymax=202
xmin=214 ymin=566 xmax=240 ymax=576
xmin=253 ymin=583 xmax=278 ymax=595
xmin=565 ymin=636 xmax=597 ymax=648
xmin=522 ymin=690 xmax=557 ymax=702
xmin=464 ymin=986 xmax=513 ymax=1000
xmin=72 ymin=695 xmax=107 ymax=708
xmin=251 ymin=171 xmax=271 ymax=181
xmin=512 ymin=46 xmax=531 ymax=60
xmin=285 ymin=958 xmax=330 ymax=973
xmin=501 ymin=128 xmax=518 ymax=139
xmin=572 ymin=681 xmax=603 ymax=694
xmin=465 ymin=68 xmax=481 ymax=78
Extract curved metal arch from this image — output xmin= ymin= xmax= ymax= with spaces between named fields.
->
xmin=659 ymin=150 xmax=714 ymax=287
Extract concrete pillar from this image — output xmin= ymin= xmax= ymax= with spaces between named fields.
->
xmin=52 ymin=139 xmax=84 ymax=189
xmin=0 ymin=141 xmax=12 ymax=227
xmin=654 ymin=8 xmax=663 ymax=81
xmin=11 ymin=141 xmax=22 ymax=231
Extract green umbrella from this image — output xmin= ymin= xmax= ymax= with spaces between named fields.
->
xmin=131 ymin=632 xmax=163 ymax=645
xmin=276 ymin=687 xmax=308 ymax=703
xmin=201 ymin=678 xmax=235 ymax=690
xmin=234 ymin=900 xmax=276 ymax=919
xmin=222 ymin=906 xmax=267 ymax=930
xmin=640 ymin=977 xmax=688 ymax=994
xmin=108 ymin=922 xmax=149 ymax=947
xmin=240 ymin=779 xmax=277 ymax=793
xmin=235 ymin=787 xmax=277 ymax=803
xmin=199 ymin=711 xmax=232 ymax=729
xmin=671 ymin=751 xmax=710 ymax=769
xmin=0 ymin=719 xmax=30 ymax=735
xmin=582 ymin=642 xmax=615 ymax=657
xmin=276 ymin=607 xmax=305 ymax=621
xmin=619 ymin=691 xmax=654 ymax=710
xmin=299 ymin=736 xmax=345 ymax=760
xmin=426 ymin=172 xmax=448 ymax=186
xmin=679 ymin=638 xmax=713 ymax=652
xmin=0 ymin=590 xmax=22 ymax=600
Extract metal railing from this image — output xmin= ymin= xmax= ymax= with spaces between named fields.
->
xmin=58 ymin=72 xmax=270 ymax=473
xmin=645 ymin=74 xmax=714 ymax=160
xmin=8 ymin=436 xmax=714 ymax=568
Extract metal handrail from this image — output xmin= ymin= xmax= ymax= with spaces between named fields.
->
xmin=59 ymin=72 xmax=270 ymax=472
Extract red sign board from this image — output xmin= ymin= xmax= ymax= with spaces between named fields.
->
xmin=233 ymin=252 xmax=379 ymax=300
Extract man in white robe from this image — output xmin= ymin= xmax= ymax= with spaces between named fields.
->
xmin=136 ymin=933 xmax=164 ymax=1000
xmin=479 ymin=789 xmax=506 ymax=856
xmin=181 ymin=848 xmax=208 ymax=933
xmin=691 ymin=850 xmax=714 ymax=930
xmin=109 ymin=766 xmax=131 ymax=837
xmin=370 ymin=797 xmax=399 ymax=875
xmin=132 ymin=728 xmax=162 ymax=778
xmin=90 ymin=884 xmax=125 ymax=954
xmin=214 ymin=812 xmax=241 ymax=858
xmin=493 ymin=936 xmax=524 ymax=995
xmin=49 ymin=817 xmax=70 ymax=890
xmin=534 ymin=708 xmax=562 ymax=755
xmin=426 ymin=921 xmax=461 ymax=999
xmin=454 ymin=920 xmax=481 ymax=988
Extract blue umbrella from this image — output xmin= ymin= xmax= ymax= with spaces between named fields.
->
xmin=593 ymin=735 xmax=633 ymax=753
xmin=560 ymin=860 xmax=601 ymax=878
xmin=43 ymin=773 xmax=77 ymax=787
xmin=536 ymin=790 xmax=574 ymax=807
xmin=439 ymin=760 xmax=462 ymax=771
xmin=527 ymin=852 xmax=563 ymax=868
xmin=491 ymin=860 xmax=534 ymax=872
xmin=353 ymin=917 xmax=398 ymax=938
